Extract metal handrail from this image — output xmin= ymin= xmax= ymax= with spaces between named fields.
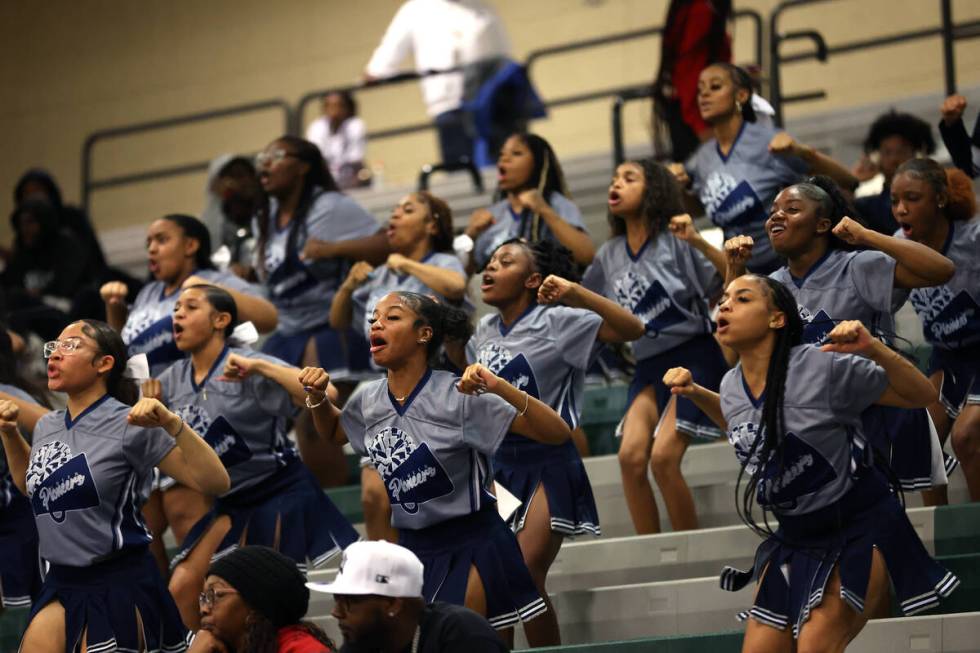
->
xmin=768 ymin=0 xmax=980 ymax=126
xmin=417 ymin=160 xmax=484 ymax=194
xmin=81 ymin=10 xmax=764 ymax=211
xmin=611 ymin=87 xmax=654 ymax=169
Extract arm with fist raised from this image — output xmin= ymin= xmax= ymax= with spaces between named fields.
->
xmin=536 ymin=275 xmax=643 ymax=342
xmin=723 ymin=235 xmax=754 ymax=286
xmin=330 ymin=261 xmax=375 ymax=331
xmin=768 ymin=132 xmax=858 ymax=191
xmin=220 ymin=352 xmax=331 ymax=408
xmin=301 ymin=367 xmax=348 ymax=446
xmin=0 ymin=400 xmax=32 ymax=495
xmin=662 ymin=367 xmax=726 ymax=431
xmin=100 ymin=281 xmax=130 ymax=332
xmin=517 ymin=190 xmax=596 ymax=266
xmin=669 ymin=214 xmax=726 ymax=277
xmin=128 ymin=398 xmax=230 ymax=496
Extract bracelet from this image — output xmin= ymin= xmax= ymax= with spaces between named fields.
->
xmin=305 ymin=392 xmax=327 ymax=409
xmin=517 ymin=391 xmax=529 ymax=417
xmin=169 ymin=417 xmax=185 ymax=439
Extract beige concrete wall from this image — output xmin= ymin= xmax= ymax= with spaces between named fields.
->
xmin=2 ymin=0 xmax=979 ymax=244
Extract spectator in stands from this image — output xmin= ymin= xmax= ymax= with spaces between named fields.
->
xmin=939 ymin=94 xmax=980 ymax=178
xmin=462 ymin=133 xmax=594 ymax=270
xmin=306 ymin=92 xmax=369 ymax=190
xmin=723 ymin=175 xmax=955 ymax=497
xmin=1 ymin=319 xmax=229 ymax=653
xmin=253 ymin=135 xmax=386 ymax=487
xmin=311 ymin=540 xmax=507 ymax=653
xmin=582 ymin=159 xmax=727 ymax=536
xmin=665 ymin=277 xmax=958 ymax=650
xmin=331 ymin=192 xmax=467 ymax=544
xmin=364 ymin=0 xmax=511 ymax=165
xmin=1 ymin=199 xmax=100 ymax=341
xmin=471 ymin=238 xmax=643 ymax=645
xmin=893 ymin=159 xmax=980 ymax=504
xmin=304 ymin=293 xmax=570 ymax=636
xmin=149 ymin=285 xmax=357 ymax=629
xmin=652 ymin=0 xmax=732 ymax=162
xmin=670 ymin=63 xmax=858 ymax=275
xmin=188 ymin=546 xmax=337 ymax=653
xmin=853 ymin=110 xmax=935 ymax=235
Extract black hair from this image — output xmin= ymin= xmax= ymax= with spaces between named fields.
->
xmin=706 ymin=63 xmax=757 ymax=123
xmin=863 ymin=110 xmax=936 ymax=155
xmin=0 ymin=322 xmax=51 ymax=408
xmin=256 ymin=136 xmax=339 ymax=278
xmin=492 ymin=237 xmax=580 ymax=286
xmin=325 ymin=90 xmax=358 ymax=118
xmin=10 ymin=199 xmax=61 ymax=250
xmin=160 ymin=214 xmax=215 ymax=271
xmin=216 ymin=156 xmax=257 ymax=179
xmin=240 ymin=617 xmax=334 ymax=653
xmin=14 ymin=168 xmax=63 ymax=209
xmin=610 ymin=158 xmax=685 ymax=239
xmin=185 ymin=284 xmax=239 ymax=339
xmin=414 ymin=191 xmax=454 ymax=253
xmin=501 ymin=133 xmax=570 ymax=243
xmin=394 ymin=292 xmax=473 ymax=365
xmin=895 ymin=157 xmax=976 ymax=223
xmin=78 ymin=320 xmax=140 ymax=406
xmin=734 ymin=276 xmax=804 ymax=539
xmin=783 ymin=175 xmax=863 ymax=250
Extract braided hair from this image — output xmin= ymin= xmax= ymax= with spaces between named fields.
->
xmin=734 ymin=276 xmax=803 ymax=538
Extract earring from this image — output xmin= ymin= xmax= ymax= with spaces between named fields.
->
xmin=388 ymin=612 xmax=396 ymax=617
xmin=417 ymin=339 xmax=428 ymax=344
xmin=735 ymin=101 xmax=742 ymax=114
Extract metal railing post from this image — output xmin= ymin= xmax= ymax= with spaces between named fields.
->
xmin=941 ymin=0 xmax=956 ymax=96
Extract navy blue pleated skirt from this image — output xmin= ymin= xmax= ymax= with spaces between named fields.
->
xmin=28 ymin=546 xmax=188 ymax=653
xmin=929 ymin=344 xmax=980 ymax=419
xmin=172 ymin=458 xmax=358 ymax=573
xmin=0 ymin=491 xmax=42 ymax=609
xmin=720 ymin=475 xmax=959 ymax=638
xmin=399 ymin=507 xmax=547 ymax=630
xmin=861 ymin=404 xmax=942 ymax=491
xmin=494 ymin=434 xmax=600 ymax=537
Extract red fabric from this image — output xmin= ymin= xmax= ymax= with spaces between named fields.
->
xmin=664 ymin=1 xmax=732 ymax=136
xmin=277 ymin=625 xmax=334 ymax=653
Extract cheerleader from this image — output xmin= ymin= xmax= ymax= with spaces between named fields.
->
xmin=664 ymin=275 xmax=958 ymax=651
xmin=148 ymin=285 xmax=359 ymax=629
xmin=0 ymin=319 xmax=229 ymax=653
xmin=462 ymin=133 xmax=594 ymax=270
xmin=331 ymin=191 xmax=467 ymax=543
xmin=892 ymin=158 xmax=980 ymax=501
xmin=472 ymin=238 xmax=643 ymax=645
xmin=253 ymin=135 xmax=385 ymax=487
xmin=582 ymin=158 xmax=727 ymax=534
xmin=724 ymin=175 xmax=955 ymax=491
xmin=99 ymin=214 xmax=276 ymax=570
xmin=306 ymin=292 xmax=571 ymax=633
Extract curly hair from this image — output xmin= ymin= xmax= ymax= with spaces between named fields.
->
xmin=609 ymin=158 xmax=685 ymax=239
xmin=863 ymin=110 xmax=935 ymax=154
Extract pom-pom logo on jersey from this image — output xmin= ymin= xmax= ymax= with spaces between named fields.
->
xmin=478 ymin=344 xmax=540 ymax=398
xmin=728 ymin=422 xmax=764 ymax=474
xmin=614 ymin=273 xmax=686 ymax=336
xmin=368 ymin=426 xmax=454 ymax=514
xmin=802 ymin=309 xmax=834 ymax=345
xmin=27 ymin=442 xmax=100 ymax=523
xmin=203 ymin=416 xmax=253 ymax=468
xmin=911 ymin=288 xmax=979 ymax=345
xmin=702 ymin=172 xmax=764 ymax=227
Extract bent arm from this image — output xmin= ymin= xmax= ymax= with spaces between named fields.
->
xmin=538 ymin=206 xmax=596 ymax=265
xmin=0 ymin=429 xmax=32 ymax=495
xmin=105 ymin=302 xmax=129 ymax=333
xmin=402 ymin=260 xmax=467 ymax=301
xmin=330 ymin=284 xmax=357 ymax=330
xmin=869 ymin=341 xmax=939 ymax=409
xmin=221 ymin=286 xmax=278 ymax=333
xmin=684 ymin=385 xmax=726 ymax=431
xmin=499 ymin=382 xmax=571 ymax=445
xmin=797 ymin=143 xmax=859 ymax=191
xmin=156 ymin=421 xmax=231 ymax=496
xmin=565 ymin=284 xmax=644 ymax=343
xmin=861 ymin=230 xmax=956 ymax=288
xmin=309 ymin=400 xmax=349 ymax=446
xmin=0 ymin=392 xmax=50 ymax=433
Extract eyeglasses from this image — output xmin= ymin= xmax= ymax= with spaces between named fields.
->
xmin=199 ymin=588 xmax=239 ymax=609
xmin=43 ymin=337 xmax=83 ymax=359
xmin=254 ymin=148 xmax=298 ymax=169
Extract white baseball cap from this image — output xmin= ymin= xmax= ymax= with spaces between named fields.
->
xmin=307 ymin=541 xmax=424 ymax=598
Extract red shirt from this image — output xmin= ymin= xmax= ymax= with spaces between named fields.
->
xmin=277 ymin=625 xmax=335 ymax=653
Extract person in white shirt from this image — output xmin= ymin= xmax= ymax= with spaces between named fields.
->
xmin=305 ymin=91 xmax=369 ymax=190
xmin=364 ymin=0 xmax=511 ymax=165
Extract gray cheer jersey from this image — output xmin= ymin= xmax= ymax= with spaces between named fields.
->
xmin=351 ymin=251 xmax=468 ymax=340
xmin=0 ymin=383 xmax=37 ymax=508
xmin=28 ymin=395 xmax=176 ymax=566
xmin=769 ymin=249 xmax=903 ymax=345
xmin=255 ymin=189 xmax=379 ymax=335
xmin=720 ymin=345 xmax=889 ymax=516
xmin=122 ymin=268 xmax=262 ymax=377
xmin=901 ymin=219 xmax=980 ymax=350
xmin=686 ymin=121 xmax=807 ymax=271
xmin=340 ymin=369 xmax=517 ymax=529
xmin=156 ymin=346 xmax=300 ymax=496
xmin=581 ymin=233 xmax=721 ymax=361
xmin=472 ymin=194 xmax=587 ymax=269
xmin=470 ymin=304 xmax=602 ymax=428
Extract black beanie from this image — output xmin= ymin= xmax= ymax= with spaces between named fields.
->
xmin=208 ymin=546 xmax=310 ymax=628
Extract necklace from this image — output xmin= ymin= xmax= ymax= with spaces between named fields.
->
xmin=393 ymin=394 xmax=408 ymax=402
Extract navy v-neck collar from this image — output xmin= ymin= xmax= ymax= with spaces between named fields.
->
xmin=65 ymin=394 xmax=111 ymax=430
xmin=388 ymin=368 xmax=433 ymax=416
xmin=191 ymin=345 xmax=229 ymax=394
xmin=789 ymin=248 xmax=834 ymax=288
xmin=741 ymin=371 xmax=766 ymax=409
xmin=625 ymin=235 xmax=652 ymax=262
xmin=498 ymin=304 xmax=538 ymax=337
xmin=716 ymin=120 xmax=747 ymax=163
